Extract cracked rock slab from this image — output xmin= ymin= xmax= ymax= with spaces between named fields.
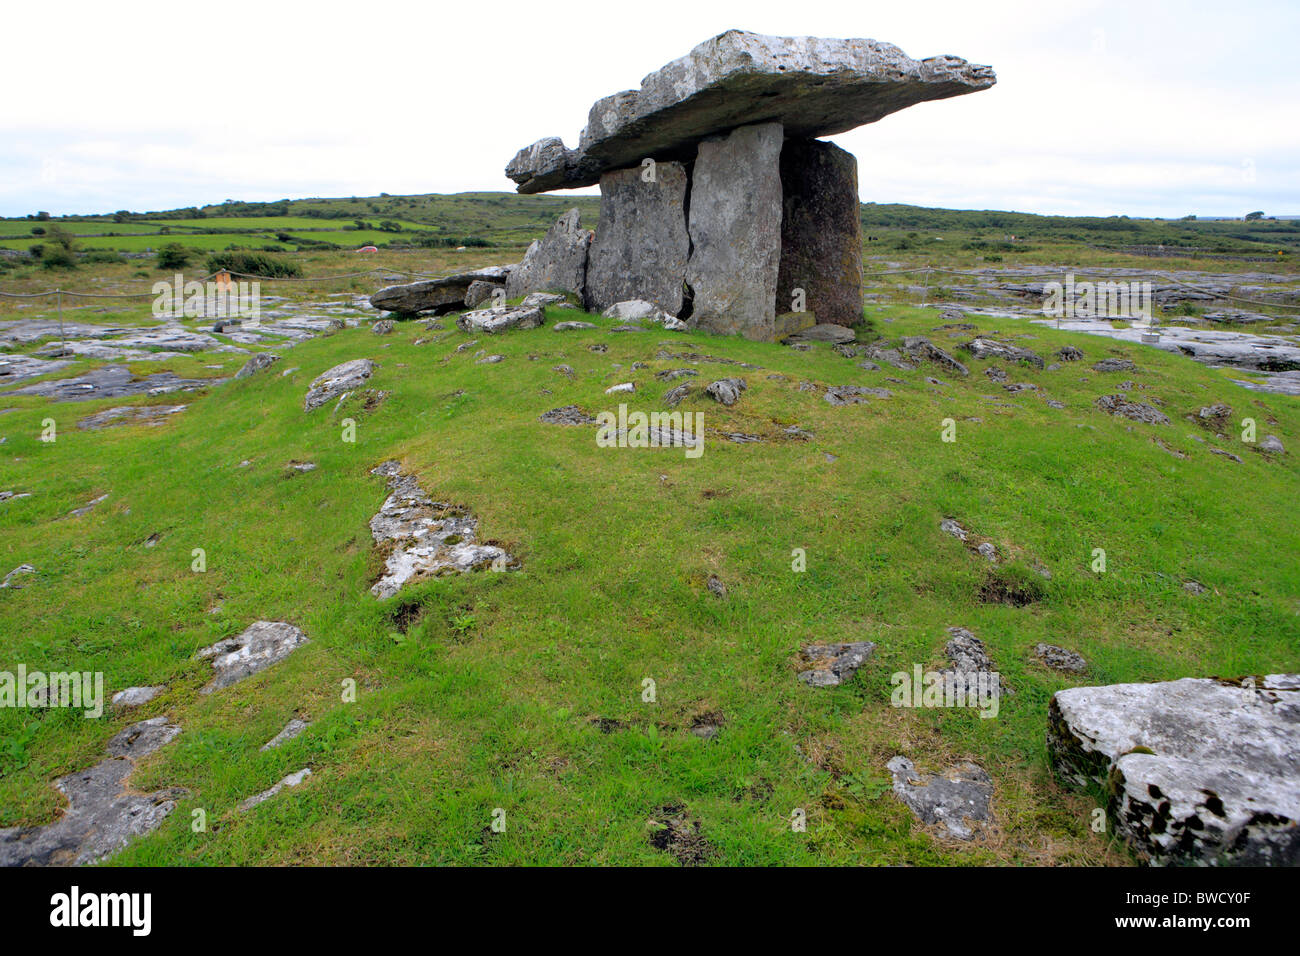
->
xmin=368 ymin=462 xmax=518 ymax=599
xmin=0 ymin=717 xmax=184 ymax=867
xmin=1049 ymin=675 xmax=1300 ymax=866
xmin=1095 ymin=394 xmax=1170 ymax=425
xmin=197 ymin=621 xmax=309 ymax=693
xmin=887 ymin=756 xmax=993 ymax=840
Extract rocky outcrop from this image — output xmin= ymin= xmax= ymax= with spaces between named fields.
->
xmin=504 ymin=208 xmax=591 ymax=301
xmin=585 ymin=166 xmax=690 ymax=315
xmin=304 ymin=359 xmax=374 ymax=411
xmin=797 ymin=641 xmax=877 ymax=687
xmin=368 ymin=461 xmax=518 ymax=599
xmin=456 ymin=305 xmax=545 ymax=334
xmin=0 ymin=717 xmax=184 ymax=866
xmin=776 ymin=138 xmax=863 ymax=327
xmin=1049 ymin=675 xmax=1300 ymax=866
xmin=687 ymin=123 xmax=784 ymax=339
xmin=197 ymin=621 xmax=310 ymax=693
xmin=505 ymin=30 xmax=995 ymax=193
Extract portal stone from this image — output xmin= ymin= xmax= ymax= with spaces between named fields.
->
xmin=584 ymin=162 xmax=690 ymax=315
xmin=503 ymin=208 xmax=591 ymax=301
xmin=777 ymin=138 xmax=863 ymax=328
xmin=685 ymin=122 xmax=784 ymax=340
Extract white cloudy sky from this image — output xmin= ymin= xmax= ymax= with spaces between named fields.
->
xmin=3 ymin=0 xmax=1296 ymax=218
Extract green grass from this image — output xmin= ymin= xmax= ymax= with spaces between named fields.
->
xmin=0 ymin=299 xmax=1296 ymax=865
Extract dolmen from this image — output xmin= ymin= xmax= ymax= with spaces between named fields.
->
xmin=505 ymin=30 xmax=995 ymax=340
xmin=372 ymin=31 xmax=995 ymax=341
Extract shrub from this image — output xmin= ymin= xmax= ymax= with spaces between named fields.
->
xmin=83 ymin=250 xmax=125 ymax=264
xmin=205 ymin=250 xmax=301 ymax=278
xmin=157 ymin=243 xmax=192 ymax=270
xmin=39 ymin=245 xmax=78 ymax=270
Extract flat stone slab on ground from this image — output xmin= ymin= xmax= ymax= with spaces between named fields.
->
xmin=6 ymin=365 xmax=214 ymax=403
xmin=887 ymin=756 xmax=993 ymax=840
xmin=368 ymin=461 xmax=518 ymax=599
xmin=197 ymin=621 xmax=309 ymax=693
xmin=1049 ymin=675 xmax=1300 ymax=865
xmin=0 ymin=717 xmax=183 ymax=867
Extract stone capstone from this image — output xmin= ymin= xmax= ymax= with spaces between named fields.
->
xmin=505 ymin=30 xmax=995 ymax=193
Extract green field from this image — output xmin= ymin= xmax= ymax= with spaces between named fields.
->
xmin=0 ymin=285 xmax=1296 ymax=864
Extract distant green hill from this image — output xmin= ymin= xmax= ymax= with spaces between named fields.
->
xmin=3 ymin=193 xmax=1297 ymax=258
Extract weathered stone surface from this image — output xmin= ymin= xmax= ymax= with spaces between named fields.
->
xmin=368 ymin=461 xmax=518 ymax=599
xmin=540 ymin=405 xmax=597 ymax=426
xmin=111 ymin=685 xmax=166 ymax=708
xmin=1095 ymin=394 xmax=1170 ymax=425
xmin=1049 ymin=675 xmax=1300 ymax=865
xmin=506 ymin=30 xmax=995 ymax=193
xmin=1 ymin=564 xmax=36 ymax=588
xmin=824 ymin=385 xmax=890 ymax=406
xmin=687 ymin=122 xmax=784 ymax=339
xmin=961 ymin=337 xmax=1045 ymax=368
xmin=585 ymin=166 xmax=690 ymax=315
xmin=197 ymin=621 xmax=309 ymax=693
xmin=77 ymin=404 xmax=186 ymax=431
xmin=504 ymin=209 xmax=590 ymax=301
xmin=785 ymin=323 xmax=857 ymax=345
xmin=887 ymin=756 xmax=993 ymax=840
xmin=239 ymin=768 xmax=311 ymax=812
xmin=602 ymin=299 xmax=686 ymax=330
xmin=1035 ymin=643 xmax=1088 ymax=674
xmin=0 ymin=717 xmax=184 ymax=867
xmin=464 ymin=279 xmax=499 ymax=309
xmin=261 ymin=718 xmax=310 ymax=751
xmin=371 ymin=319 xmax=394 ymax=335
xmin=553 ymin=321 xmax=596 ymax=332
xmin=234 ymin=352 xmax=279 ymax=379
xmin=370 ymin=267 xmax=510 ymax=315
xmin=797 ymin=641 xmax=876 ymax=687
xmin=456 ymin=305 xmax=545 ymax=335
xmin=902 ymin=336 xmax=969 ymax=376
xmin=776 ymin=138 xmax=863 ymax=327
xmin=704 ymin=378 xmax=746 ymax=406
xmin=6 ymin=364 xmax=214 ymax=403
xmin=304 ymin=359 xmax=374 ymax=411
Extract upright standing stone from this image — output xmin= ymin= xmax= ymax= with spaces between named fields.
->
xmin=777 ymin=138 xmax=863 ymax=328
xmin=504 ymin=208 xmax=591 ymax=301
xmin=686 ymin=122 xmax=784 ymax=340
xmin=585 ymin=162 xmax=690 ymax=315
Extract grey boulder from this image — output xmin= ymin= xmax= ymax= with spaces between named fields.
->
xmin=1049 ymin=675 xmax=1300 ymax=865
